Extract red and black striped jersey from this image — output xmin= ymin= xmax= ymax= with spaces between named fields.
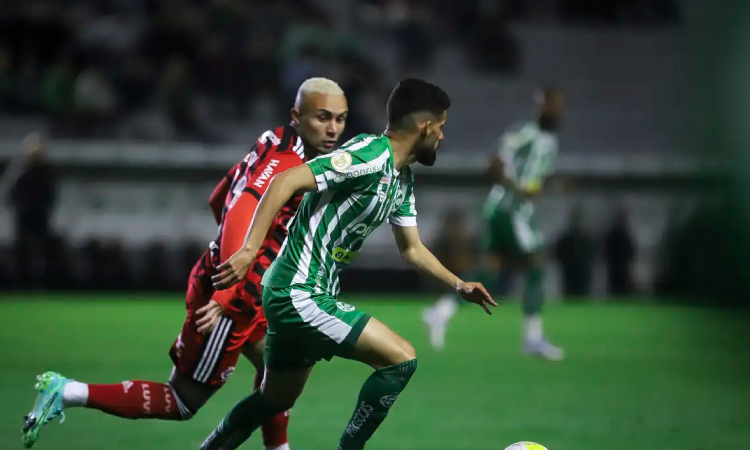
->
xmin=207 ymin=125 xmax=307 ymax=286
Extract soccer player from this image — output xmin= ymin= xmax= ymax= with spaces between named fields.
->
xmin=195 ymin=79 xmax=496 ymax=450
xmin=423 ymin=87 xmax=565 ymax=360
xmin=21 ymin=78 xmax=349 ymax=450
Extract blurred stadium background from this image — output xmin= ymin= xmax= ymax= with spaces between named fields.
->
xmin=1 ymin=0 xmax=749 ymax=449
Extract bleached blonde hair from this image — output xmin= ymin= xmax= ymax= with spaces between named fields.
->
xmin=295 ymin=78 xmax=345 ymax=108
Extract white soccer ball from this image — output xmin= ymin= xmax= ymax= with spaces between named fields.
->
xmin=504 ymin=442 xmax=548 ymax=450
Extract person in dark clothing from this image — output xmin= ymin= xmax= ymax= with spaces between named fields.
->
xmin=604 ymin=207 xmax=636 ymax=297
xmin=8 ymin=132 xmax=57 ymax=244
xmin=555 ymin=207 xmax=594 ymax=298
xmin=4 ymin=132 xmax=58 ymax=288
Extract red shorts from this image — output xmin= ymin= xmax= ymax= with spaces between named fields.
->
xmin=169 ymin=252 xmax=267 ymax=386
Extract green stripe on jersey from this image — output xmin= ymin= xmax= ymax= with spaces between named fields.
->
xmin=262 ymin=134 xmax=417 ymax=296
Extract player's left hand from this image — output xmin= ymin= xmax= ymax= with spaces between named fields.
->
xmin=456 ymin=282 xmax=497 ymax=315
xmin=212 ymin=249 xmax=255 ymax=290
xmin=196 ymin=300 xmax=224 ymax=334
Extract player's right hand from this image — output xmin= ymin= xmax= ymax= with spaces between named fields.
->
xmin=196 ymin=300 xmax=223 ymax=334
xmin=456 ymin=282 xmax=497 ymax=315
xmin=212 ymin=249 xmax=254 ymax=290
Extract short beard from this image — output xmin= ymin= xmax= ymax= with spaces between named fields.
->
xmin=416 ymin=147 xmax=437 ymax=166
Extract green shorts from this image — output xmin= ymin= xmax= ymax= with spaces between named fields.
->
xmin=483 ymin=208 xmax=544 ymax=258
xmin=262 ymin=285 xmax=371 ymax=369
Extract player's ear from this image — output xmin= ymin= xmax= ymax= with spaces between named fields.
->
xmin=420 ymin=120 xmax=431 ymax=136
xmin=290 ymin=108 xmax=301 ymax=127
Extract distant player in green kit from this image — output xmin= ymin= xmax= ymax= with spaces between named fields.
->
xmin=197 ymin=79 xmax=496 ymax=450
xmin=423 ymin=88 xmax=565 ymax=361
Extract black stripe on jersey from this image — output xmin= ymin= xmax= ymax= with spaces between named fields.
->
xmin=270 ymin=227 xmax=287 ymax=249
xmin=277 ymin=126 xmax=295 ymax=154
xmin=242 ymin=278 xmax=262 ymax=303
xmin=261 ymin=245 xmax=278 ymax=262
xmin=242 ymin=187 xmax=262 ymax=201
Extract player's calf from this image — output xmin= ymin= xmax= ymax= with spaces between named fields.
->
xmin=337 ymin=318 xmax=419 ymax=450
xmin=61 ymin=376 xmax=198 ymax=421
xmin=200 ymin=366 xmax=312 ymax=450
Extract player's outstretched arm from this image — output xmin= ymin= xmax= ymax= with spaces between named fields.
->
xmin=391 ymin=224 xmax=497 ymax=314
xmin=211 ymin=165 xmax=318 ymax=290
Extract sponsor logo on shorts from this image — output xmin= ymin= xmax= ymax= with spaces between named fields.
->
xmin=345 ymin=401 xmax=373 ymax=437
xmin=331 ymin=152 xmax=353 ymax=171
xmin=175 ymin=333 xmax=185 ymax=358
xmin=221 ymin=367 xmax=235 ymax=383
xmin=142 ymin=383 xmax=152 ymax=414
xmin=380 ymin=394 xmax=399 ymax=408
xmin=122 ymin=380 xmax=133 ymax=393
xmin=337 ymin=302 xmax=355 ymax=312
xmin=393 ymin=185 xmax=405 ymax=210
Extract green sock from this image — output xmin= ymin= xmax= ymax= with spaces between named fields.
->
xmin=522 ymin=266 xmax=545 ymax=316
xmin=199 ymin=390 xmax=279 ymax=450
xmin=337 ymin=359 xmax=418 ymax=450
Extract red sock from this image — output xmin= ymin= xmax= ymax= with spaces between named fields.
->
xmin=87 ymin=381 xmax=187 ymax=421
xmin=256 ymin=373 xmax=290 ymax=447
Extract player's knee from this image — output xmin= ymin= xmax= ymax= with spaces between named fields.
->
xmin=390 ymin=338 xmax=417 ymax=365
xmin=259 ymin=387 xmax=297 ymax=412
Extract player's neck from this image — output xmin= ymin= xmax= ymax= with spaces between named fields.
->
xmin=384 ymin=129 xmax=418 ymax=170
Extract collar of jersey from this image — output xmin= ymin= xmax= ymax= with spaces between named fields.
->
xmin=379 ymin=134 xmax=399 ymax=176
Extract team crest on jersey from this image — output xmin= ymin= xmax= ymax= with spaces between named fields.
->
xmin=336 ymin=302 xmax=355 ymax=312
xmin=331 ymin=152 xmax=353 ymax=171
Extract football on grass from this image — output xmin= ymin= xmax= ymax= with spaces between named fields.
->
xmin=504 ymin=442 xmax=548 ymax=450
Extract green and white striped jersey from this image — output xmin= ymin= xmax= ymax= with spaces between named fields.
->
xmin=483 ymin=121 xmax=558 ymax=217
xmin=262 ymin=133 xmax=417 ymax=296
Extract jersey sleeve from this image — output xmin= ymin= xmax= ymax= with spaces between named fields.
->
xmin=212 ymin=150 xmax=303 ymax=311
xmin=388 ymin=170 xmax=417 ymax=227
xmin=307 ymin=145 xmax=389 ymax=192
xmin=208 ymin=162 xmax=240 ymax=224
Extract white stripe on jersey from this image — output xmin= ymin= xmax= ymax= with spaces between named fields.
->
xmin=292 ymin=137 xmax=304 ymax=158
xmin=293 ymin=191 xmax=334 ymax=285
xmin=318 ymin=192 xmax=362 ymax=278
xmin=326 ymin=194 xmax=381 ymax=290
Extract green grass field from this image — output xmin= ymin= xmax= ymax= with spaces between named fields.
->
xmin=1 ymin=294 xmax=749 ymax=450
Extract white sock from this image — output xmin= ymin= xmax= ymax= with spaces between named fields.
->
xmin=62 ymin=381 xmax=89 ymax=408
xmin=435 ymin=294 xmax=459 ymax=322
xmin=524 ymin=314 xmax=543 ymax=342
xmin=266 ymin=444 xmax=290 ymax=450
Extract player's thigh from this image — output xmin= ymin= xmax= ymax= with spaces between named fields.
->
xmin=260 ymin=365 xmax=314 ymax=410
xmin=347 ymin=317 xmax=416 ymax=369
xmin=241 ymin=319 xmax=268 ymax=373
xmin=519 ymin=250 xmax=545 ymax=271
xmin=489 ymin=209 xmax=544 ymax=258
xmin=168 ymin=367 xmax=220 ymax=413
xmin=262 ymin=286 xmax=367 ymax=367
